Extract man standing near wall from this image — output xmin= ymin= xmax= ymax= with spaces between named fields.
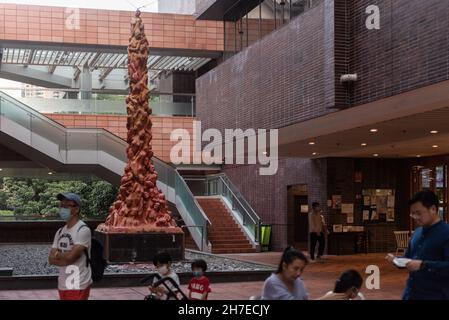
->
xmin=386 ymin=190 xmax=449 ymax=300
xmin=309 ymin=202 xmax=326 ymax=261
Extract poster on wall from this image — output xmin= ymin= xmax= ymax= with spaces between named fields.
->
xmin=341 ymin=204 xmax=354 ymax=214
xmin=387 ymin=196 xmax=395 ymax=208
xmin=300 ymin=205 xmax=309 ymax=213
xmin=376 ymin=196 xmax=388 ymax=214
xmin=387 ymin=208 xmax=395 ymax=222
xmin=333 ymin=224 xmax=343 ymax=232
xmin=363 ymin=196 xmax=371 ymax=206
xmin=332 ymin=195 xmax=342 ymax=209
xmin=363 ymin=210 xmax=370 ymax=221
xmin=347 ymin=215 xmax=354 ymax=224
xmin=327 ymin=200 xmax=333 ymax=207
xmin=371 ymin=209 xmax=379 ymax=221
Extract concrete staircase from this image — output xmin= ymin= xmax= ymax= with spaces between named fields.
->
xmin=196 ymin=197 xmax=256 ymax=254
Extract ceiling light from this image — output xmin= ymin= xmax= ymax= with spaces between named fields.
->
xmin=416 ymin=155 xmax=421 ymax=158
xmin=48 ymin=172 xmax=53 ymax=175
xmin=370 ymin=129 xmax=378 ymax=133
xmin=430 ymin=130 xmax=439 ymax=134
xmin=361 ymin=143 xmax=367 ymax=147
xmin=312 ymin=152 xmax=317 ymax=156
xmin=308 ymin=142 xmax=315 ymax=145
xmin=432 ymin=145 xmax=439 ymax=148
xmin=373 ymin=154 xmax=379 ymax=157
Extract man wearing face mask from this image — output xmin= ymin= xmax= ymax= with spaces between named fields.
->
xmin=48 ymin=193 xmax=92 ymax=300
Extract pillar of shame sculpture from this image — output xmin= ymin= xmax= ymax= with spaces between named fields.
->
xmin=96 ymin=11 xmax=184 ymax=262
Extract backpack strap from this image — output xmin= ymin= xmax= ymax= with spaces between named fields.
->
xmin=76 ymin=223 xmax=90 ymax=268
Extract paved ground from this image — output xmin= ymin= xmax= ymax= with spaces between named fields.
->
xmin=0 ymin=253 xmax=408 ymax=300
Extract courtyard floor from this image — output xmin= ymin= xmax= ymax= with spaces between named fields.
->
xmin=0 ymin=253 xmax=408 ymax=300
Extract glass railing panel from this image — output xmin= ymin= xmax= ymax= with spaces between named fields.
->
xmin=1 ymin=89 xmax=195 ymax=117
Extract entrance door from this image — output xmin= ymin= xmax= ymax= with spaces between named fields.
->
xmin=287 ymin=184 xmax=308 ymax=251
xmin=294 ymin=195 xmax=309 ymax=248
xmin=411 ymin=164 xmax=448 ymax=230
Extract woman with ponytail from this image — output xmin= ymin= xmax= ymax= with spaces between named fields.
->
xmin=261 ymin=246 xmax=309 ymax=300
xmin=318 ymin=269 xmax=365 ymax=300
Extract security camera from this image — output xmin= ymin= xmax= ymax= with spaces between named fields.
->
xmin=340 ymin=74 xmax=358 ymax=83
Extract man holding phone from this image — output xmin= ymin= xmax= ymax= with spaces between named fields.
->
xmin=386 ymin=190 xmax=449 ymax=300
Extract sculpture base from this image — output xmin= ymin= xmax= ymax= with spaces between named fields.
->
xmin=95 ymin=230 xmax=185 ymax=263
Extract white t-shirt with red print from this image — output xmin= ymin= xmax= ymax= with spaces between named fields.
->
xmin=52 ymin=220 xmax=92 ymax=291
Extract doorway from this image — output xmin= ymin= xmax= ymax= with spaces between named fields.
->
xmin=287 ymin=184 xmax=308 ymax=251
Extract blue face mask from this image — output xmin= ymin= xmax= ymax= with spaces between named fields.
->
xmin=193 ymin=271 xmax=202 ymax=278
xmin=59 ymin=207 xmax=72 ymax=221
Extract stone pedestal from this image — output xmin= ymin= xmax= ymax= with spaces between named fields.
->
xmin=95 ymin=230 xmax=185 ymax=263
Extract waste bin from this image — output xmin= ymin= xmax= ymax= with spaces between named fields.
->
xmin=260 ymin=224 xmax=272 ymax=252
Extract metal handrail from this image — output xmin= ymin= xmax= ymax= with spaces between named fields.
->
xmin=0 ymin=90 xmax=210 ymax=250
xmin=190 ymin=173 xmax=261 ymax=243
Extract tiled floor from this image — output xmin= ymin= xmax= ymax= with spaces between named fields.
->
xmin=0 ymin=253 xmax=408 ymax=300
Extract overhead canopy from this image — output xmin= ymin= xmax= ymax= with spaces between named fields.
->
xmin=0 ymin=43 xmax=214 ymax=92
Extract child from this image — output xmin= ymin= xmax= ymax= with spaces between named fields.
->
xmin=187 ymin=259 xmax=211 ymax=300
xmin=150 ymin=251 xmax=180 ymax=300
xmin=317 ymin=269 xmax=365 ymax=300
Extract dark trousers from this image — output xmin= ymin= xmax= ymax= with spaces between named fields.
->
xmin=309 ymin=232 xmax=325 ymax=260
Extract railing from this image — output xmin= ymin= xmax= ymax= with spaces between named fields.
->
xmin=184 ymin=173 xmax=261 ymax=243
xmin=176 ymin=174 xmax=211 ymax=251
xmin=0 ymin=90 xmax=209 ymax=250
xmin=0 ymin=88 xmax=196 ymax=117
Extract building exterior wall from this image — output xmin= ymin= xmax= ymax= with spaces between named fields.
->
xmin=336 ymin=0 xmax=449 ymax=108
xmin=196 ymin=0 xmax=335 ymax=133
xmin=0 ymin=4 xmax=223 ymax=51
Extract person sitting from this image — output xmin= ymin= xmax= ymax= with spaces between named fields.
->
xmin=318 ymin=269 xmax=365 ymax=300
xmin=261 ymin=246 xmax=309 ymax=300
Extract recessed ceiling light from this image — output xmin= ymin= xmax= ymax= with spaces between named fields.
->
xmin=370 ymin=129 xmax=378 ymax=133
xmin=361 ymin=143 xmax=367 ymax=147
xmin=432 ymin=145 xmax=439 ymax=148
xmin=373 ymin=154 xmax=379 ymax=157
xmin=416 ymin=155 xmax=421 ymax=158
xmin=312 ymin=152 xmax=317 ymax=156
xmin=308 ymin=142 xmax=315 ymax=145
xmin=430 ymin=130 xmax=439 ymax=134
xmin=48 ymin=172 xmax=53 ymax=175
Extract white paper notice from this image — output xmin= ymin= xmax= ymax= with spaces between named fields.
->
xmin=387 ymin=196 xmax=395 ymax=208
xmin=363 ymin=210 xmax=370 ymax=220
xmin=341 ymin=204 xmax=354 ymax=214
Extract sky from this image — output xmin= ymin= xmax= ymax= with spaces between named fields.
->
xmin=0 ymin=0 xmax=159 ymax=11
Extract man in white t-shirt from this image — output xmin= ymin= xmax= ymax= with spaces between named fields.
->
xmin=48 ymin=193 xmax=92 ymax=300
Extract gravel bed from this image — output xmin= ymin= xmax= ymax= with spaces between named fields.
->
xmin=0 ymin=244 xmax=274 ymax=276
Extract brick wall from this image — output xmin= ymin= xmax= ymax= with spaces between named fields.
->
xmin=223 ymin=158 xmax=328 ymax=251
xmin=196 ymin=0 xmax=335 ymax=133
xmin=335 ymin=0 xmax=449 ymax=107
xmin=45 ymin=114 xmax=194 ymax=163
xmin=0 ymin=3 xmax=223 ymax=51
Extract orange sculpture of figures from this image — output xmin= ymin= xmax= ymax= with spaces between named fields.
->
xmin=96 ymin=11 xmax=181 ymax=234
